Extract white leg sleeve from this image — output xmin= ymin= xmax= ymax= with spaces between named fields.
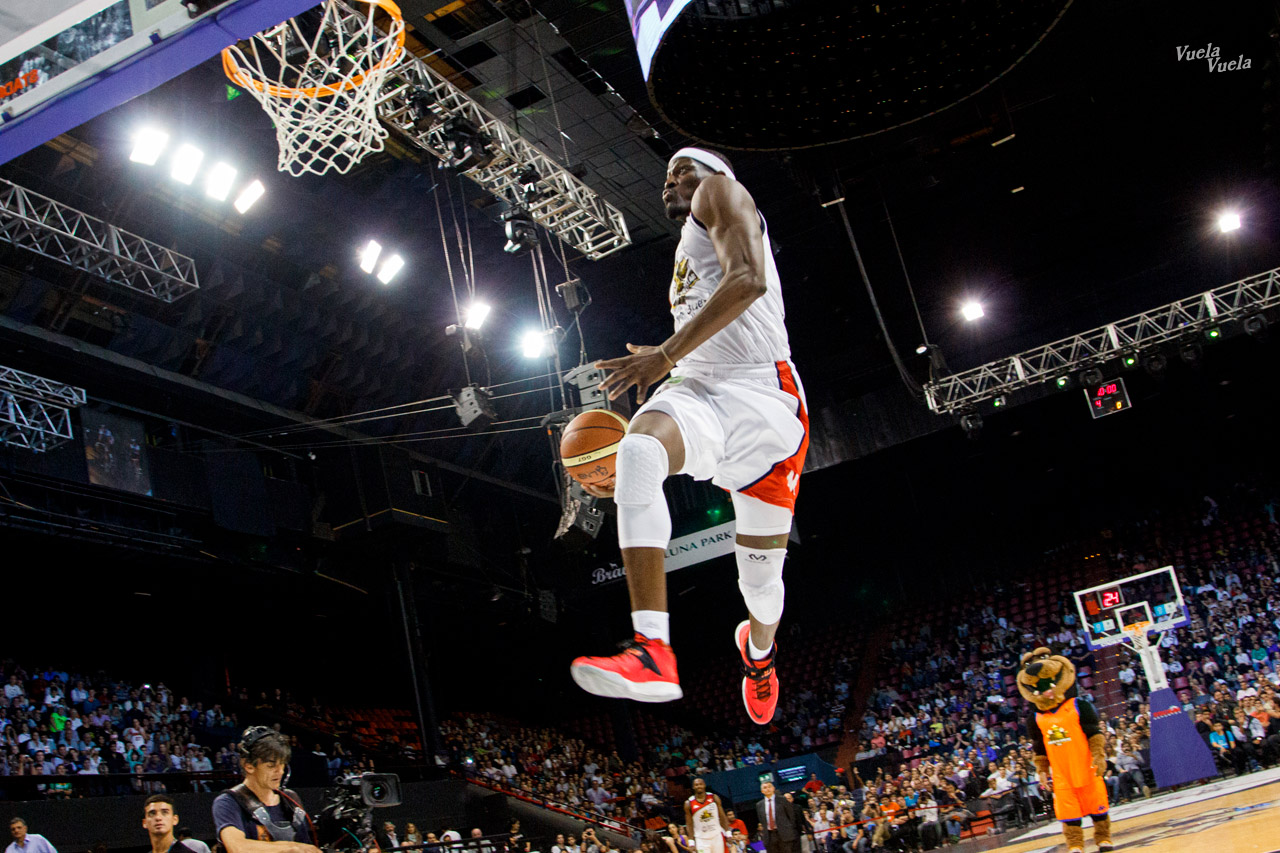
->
xmin=615 ymin=433 xmax=672 ymax=550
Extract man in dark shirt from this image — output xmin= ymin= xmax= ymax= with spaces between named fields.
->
xmin=144 ymin=795 xmax=200 ymax=853
xmin=211 ymin=727 xmax=321 ymax=853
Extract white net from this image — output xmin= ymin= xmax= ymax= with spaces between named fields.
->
xmin=222 ymin=0 xmax=405 ymax=177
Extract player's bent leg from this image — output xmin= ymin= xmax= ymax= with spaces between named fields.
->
xmin=731 ymin=492 xmax=792 ymax=724
xmin=570 ymin=412 xmax=686 ymax=703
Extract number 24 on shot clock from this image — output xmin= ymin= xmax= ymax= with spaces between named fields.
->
xmin=1085 ymin=377 xmax=1131 ymax=420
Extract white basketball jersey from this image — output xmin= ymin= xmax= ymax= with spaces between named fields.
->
xmin=688 ymin=795 xmax=722 ymax=838
xmin=669 ymin=206 xmax=790 ymax=370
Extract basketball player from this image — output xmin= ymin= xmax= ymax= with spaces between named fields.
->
xmin=685 ymin=778 xmax=731 ymax=853
xmin=569 ymin=148 xmax=807 ymax=725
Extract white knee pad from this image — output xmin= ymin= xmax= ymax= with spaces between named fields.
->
xmin=736 ymin=544 xmax=786 ymax=624
xmin=615 ymin=433 xmax=671 ymax=549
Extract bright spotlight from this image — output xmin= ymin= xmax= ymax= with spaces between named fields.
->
xmin=205 ymin=162 xmax=237 ymax=201
xmin=1217 ymin=211 xmax=1242 ymax=233
xmin=129 ymin=128 xmax=169 ymax=165
xmin=360 ymin=240 xmax=382 ymax=274
xmin=377 ymin=254 xmax=405 ymax=284
xmin=915 ymin=344 xmax=928 ymax=355
xmin=170 ymin=144 xmax=204 ymax=185
xmin=961 ymin=301 xmax=984 ymax=322
xmin=464 ymin=302 xmax=491 ymax=330
xmin=522 ymin=329 xmax=551 ymax=359
xmin=234 ymin=180 xmax=264 ymax=213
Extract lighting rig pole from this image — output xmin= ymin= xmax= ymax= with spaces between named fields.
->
xmin=365 ymin=0 xmax=631 ymax=261
xmin=0 ymin=365 xmax=86 ymax=452
xmin=924 ymin=266 xmax=1280 ymax=414
xmin=0 ymin=177 xmax=199 ymax=301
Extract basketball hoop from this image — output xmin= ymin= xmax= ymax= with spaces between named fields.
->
xmin=221 ymin=0 xmax=406 ymax=176
xmin=1122 ymin=620 xmax=1152 ymax=650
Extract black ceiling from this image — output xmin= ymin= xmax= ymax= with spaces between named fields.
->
xmin=0 ymin=0 xmax=1276 ymax=496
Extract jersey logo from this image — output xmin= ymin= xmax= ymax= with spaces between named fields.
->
xmin=1046 ymin=724 xmax=1072 ymax=746
xmin=786 ymin=471 xmax=799 ymax=494
xmin=672 ymin=257 xmax=699 ymax=305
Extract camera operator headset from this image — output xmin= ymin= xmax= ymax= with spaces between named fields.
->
xmin=213 ymin=726 xmax=322 ymax=853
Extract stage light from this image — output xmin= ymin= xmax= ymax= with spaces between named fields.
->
xmin=360 ymin=240 xmax=382 ymax=274
xmin=1142 ymin=352 xmax=1167 ymax=377
xmin=441 ymin=117 xmax=495 ymax=171
xmin=377 ymin=254 xmax=405 ymax=284
xmin=1080 ymin=367 xmax=1104 ymax=388
xmin=522 ymin=329 xmax=552 ymax=359
xmin=1179 ymin=342 xmax=1202 ymax=365
xmin=916 ymin=344 xmax=929 ymax=355
xmin=1122 ymin=354 xmax=1138 ymax=368
xmin=170 ymin=144 xmax=204 ymax=184
xmin=1055 ymin=376 xmax=1070 ymax=389
xmin=960 ymin=413 xmax=983 ymax=440
xmin=464 ymin=302 xmax=491 ymax=330
xmin=503 ymin=210 xmax=539 ymax=254
xmin=1217 ymin=211 xmax=1242 ymax=233
xmin=204 ymin=162 xmax=237 ymax=201
xmin=453 ymin=384 xmax=496 ymax=430
xmin=1243 ymin=314 xmax=1268 ymax=340
xmin=234 ymin=180 xmax=265 ymax=213
xmin=961 ymin=301 xmax=984 ymax=322
xmin=1204 ymin=327 xmax=1221 ymax=341
xmin=992 ymin=395 xmax=1006 ymax=409
xmin=129 ymin=128 xmax=169 ymax=165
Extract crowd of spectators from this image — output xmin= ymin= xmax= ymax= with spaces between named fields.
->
xmin=0 ymin=664 xmax=387 ymax=799
xmin=441 ymin=714 xmax=675 ymax=830
xmin=0 ymin=662 xmax=242 ymax=796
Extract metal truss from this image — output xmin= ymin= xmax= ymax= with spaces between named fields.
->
xmin=0 ymin=364 xmax=86 ymax=452
xmin=0 ymin=178 xmax=199 ymax=302
xmin=370 ymin=16 xmax=631 ymax=259
xmin=925 ymin=266 xmax=1280 ymax=414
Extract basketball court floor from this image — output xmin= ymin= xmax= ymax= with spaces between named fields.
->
xmin=957 ymin=768 xmax=1280 ymax=853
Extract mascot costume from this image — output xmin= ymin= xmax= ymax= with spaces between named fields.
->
xmin=1016 ymin=647 xmax=1112 ymax=853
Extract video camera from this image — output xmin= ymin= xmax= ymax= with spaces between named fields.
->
xmin=319 ymin=772 xmax=402 ymax=851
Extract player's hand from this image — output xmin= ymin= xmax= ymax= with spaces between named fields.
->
xmin=583 ymin=478 xmax=615 ymax=498
xmin=596 ymin=343 xmax=672 ymax=404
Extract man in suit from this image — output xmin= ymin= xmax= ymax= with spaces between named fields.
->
xmin=756 ymin=781 xmax=800 ymax=853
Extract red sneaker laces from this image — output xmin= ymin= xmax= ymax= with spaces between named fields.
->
xmin=742 ymin=654 xmax=775 ymax=700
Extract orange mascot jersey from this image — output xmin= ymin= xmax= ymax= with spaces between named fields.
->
xmin=1035 ymin=697 xmax=1109 ymax=821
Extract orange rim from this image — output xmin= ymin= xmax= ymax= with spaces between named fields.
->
xmin=222 ymin=0 xmax=406 ymax=100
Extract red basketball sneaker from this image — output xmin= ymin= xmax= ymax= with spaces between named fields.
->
xmin=736 ymin=620 xmax=779 ymax=725
xmin=570 ymin=634 xmax=682 ymax=702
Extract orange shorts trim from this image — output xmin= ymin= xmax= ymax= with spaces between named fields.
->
xmin=738 ymin=361 xmax=809 ymax=512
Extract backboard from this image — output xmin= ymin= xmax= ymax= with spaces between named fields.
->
xmin=1074 ymin=565 xmax=1189 ymax=650
xmin=0 ymin=0 xmax=319 ymax=165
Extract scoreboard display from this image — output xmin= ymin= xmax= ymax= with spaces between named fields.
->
xmin=1085 ymin=377 xmax=1131 ymax=419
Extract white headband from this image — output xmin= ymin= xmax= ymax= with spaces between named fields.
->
xmin=669 ymin=147 xmax=735 ymax=181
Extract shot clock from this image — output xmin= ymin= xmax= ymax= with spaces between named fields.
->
xmin=1085 ymin=377 xmax=1131 ymax=419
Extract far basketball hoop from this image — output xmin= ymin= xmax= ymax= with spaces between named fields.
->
xmin=1073 ymin=566 xmax=1216 ymax=789
xmin=221 ymin=0 xmax=406 ymax=176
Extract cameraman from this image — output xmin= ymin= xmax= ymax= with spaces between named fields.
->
xmin=213 ymin=727 xmax=321 ymax=853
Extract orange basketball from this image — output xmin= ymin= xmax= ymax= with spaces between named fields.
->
xmin=560 ymin=409 xmax=629 ymax=485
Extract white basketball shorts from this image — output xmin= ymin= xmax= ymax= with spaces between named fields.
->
xmin=633 ymin=360 xmax=809 ymax=512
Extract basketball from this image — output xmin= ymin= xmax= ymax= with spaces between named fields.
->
xmin=560 ymin=410 xmax=629 ymax=486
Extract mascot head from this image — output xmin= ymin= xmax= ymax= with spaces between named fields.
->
xmin=1016 ymin=647 xmax=1077 ymax=711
